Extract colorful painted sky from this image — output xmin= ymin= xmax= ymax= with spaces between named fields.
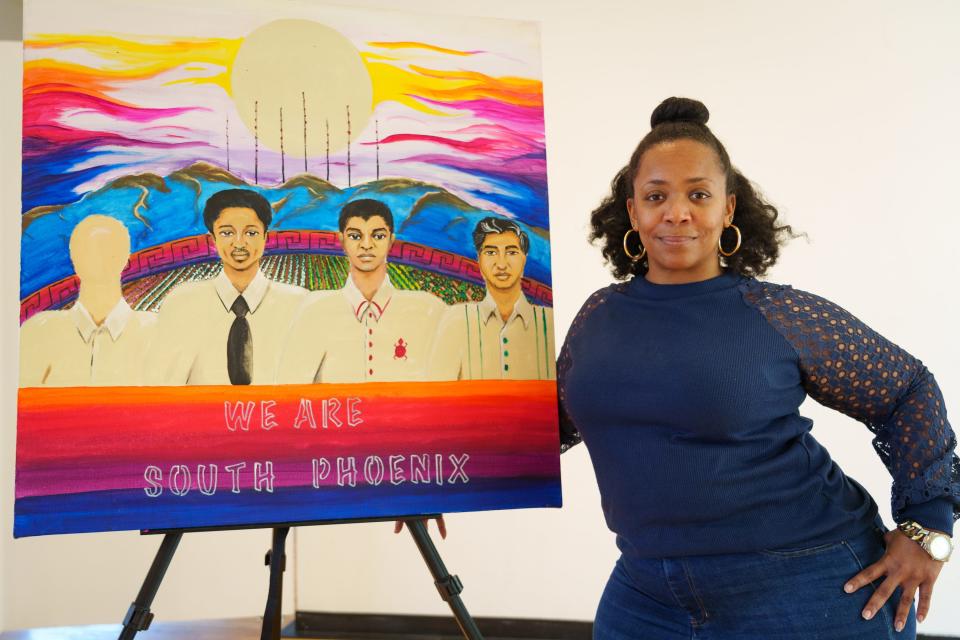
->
xmin=22 ymin=20 xmax=548 ymax=228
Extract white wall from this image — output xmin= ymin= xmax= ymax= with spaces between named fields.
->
xmin=1 ymin=2 xmax=23 ymax=631
xmin=2 ymin=0 xmax=959 ymax=635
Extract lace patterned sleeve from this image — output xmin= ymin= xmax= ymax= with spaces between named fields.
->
xmin=742 ymin=281 xmax=959 ymax=530
xmin=558 ymin=287 xmax=615 ymax=454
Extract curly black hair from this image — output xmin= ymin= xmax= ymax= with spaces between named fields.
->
xmin=203 ymin=188 xmax=273 ymax=232
xmin=589 ymin=97 xmax=795 ymax=280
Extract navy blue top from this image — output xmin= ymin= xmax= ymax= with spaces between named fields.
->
xmin=559 ymin=272 xmax=959 ymax=559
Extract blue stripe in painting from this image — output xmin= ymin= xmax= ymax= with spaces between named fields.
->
xmin=22 ymin=145 xmax=117 ymax=214
xmin=13 ymin=477 xmax=561 ymax=537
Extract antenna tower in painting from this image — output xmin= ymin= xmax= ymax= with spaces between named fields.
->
xmin=225 ymin=113 xmax=231 ymax=173
xmin=346 ymin=104 xmax=352 ymax=187
xmin=254 ymin=100 xmax=259 ymax=185
xmin=302 ymin=91 xmax=308 ymax=174
xmin=325 ymin=119 xmax=330 ymax=181
xmin=280 ymin=106 xmax=286 ymax=183
xmin=375 ymin=118 xmax=380 ymax=181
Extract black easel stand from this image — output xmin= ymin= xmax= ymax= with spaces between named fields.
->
xmin=403 ymin=518 xmax=483 ymax=640
xmin=118 ymin=531 xmax=182 ymax=640
xmin=117 ymin=518 xmax=483 ymax=640
xmin=261 ymin=527 xmax=289 ymax=640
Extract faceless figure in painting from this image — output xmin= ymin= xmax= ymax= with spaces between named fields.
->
xmin=19 ymin=214 xmax=157 ymax=386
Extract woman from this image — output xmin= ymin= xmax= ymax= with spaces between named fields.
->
xmin=558 ymin=97 xmax=958 ymax=639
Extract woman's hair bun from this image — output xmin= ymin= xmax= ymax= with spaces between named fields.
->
xmin=650 ymin=97 xmax=710 ymax=128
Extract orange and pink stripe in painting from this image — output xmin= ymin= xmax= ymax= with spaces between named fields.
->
xmin=15 ymin=381 xmax=561 ymax=536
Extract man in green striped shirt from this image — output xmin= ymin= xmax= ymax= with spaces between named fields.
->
xmin=427 ymin=217 xmax=555 ymax=381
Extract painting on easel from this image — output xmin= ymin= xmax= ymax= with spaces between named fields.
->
xmin=16 ymin=0 xmax=559 ymax=537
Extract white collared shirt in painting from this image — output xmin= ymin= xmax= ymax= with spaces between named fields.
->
xmin=428 ymin=293 xmax=556 ymax=381
xmin=19 ymin=299 xmax=157 ymax=387
xmin=148 ymin=270 xmax=306 ymax=385
xmin=278 ymin=276 xmax=446 ymax=383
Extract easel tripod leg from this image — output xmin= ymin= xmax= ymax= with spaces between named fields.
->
xmin=406 ymin=519 xmax=484 ymax=640
xmin=118 ymin=531 xmax=183 ymax=640
xmin=260 ymin=526 xmax=290 ymax=640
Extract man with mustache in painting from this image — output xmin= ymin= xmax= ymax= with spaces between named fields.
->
xmin=427 ymin=216 xmax=555 ymax=381
xmin=149 ymin=188 xmax=306 ymax=385
xmin=19 ymin=214 xmax=157 ymax=387
xmin=278 ymin=199 xmax=446 ymax=383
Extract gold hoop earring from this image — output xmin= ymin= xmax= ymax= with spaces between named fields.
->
xmin=719 ymin=224 xmax=741 ymax=257
xmin=623 ymin=228 xmax=646 ymax=261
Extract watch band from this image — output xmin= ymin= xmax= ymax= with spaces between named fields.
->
xmin=898 ymin=520 xmax=953 ymax=562
xmin=897 ymin=520 xmax=928 ymax=542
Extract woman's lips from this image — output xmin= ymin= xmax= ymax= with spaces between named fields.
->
xmin=658 ymin=235 xmax=696 ymax=245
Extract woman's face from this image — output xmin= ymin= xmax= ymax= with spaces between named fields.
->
xmin=627 ymin=139 xmax=736 ymax=284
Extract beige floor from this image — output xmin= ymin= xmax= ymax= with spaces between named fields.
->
xmin=0 ymin=617 xmax=286 ymax=639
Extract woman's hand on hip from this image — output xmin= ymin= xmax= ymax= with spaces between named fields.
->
xmin=844 ymin=529 xmax=944 ymax=631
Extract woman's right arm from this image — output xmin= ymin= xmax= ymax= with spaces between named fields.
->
xmin=557 ymin=286 xmax=617 ymax=454
xmin=557 ymin=337 xmax=582 ymax=453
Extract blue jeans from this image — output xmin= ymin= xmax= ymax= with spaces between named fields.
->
xmin=594 ymin=524 xmax=915 ymax=639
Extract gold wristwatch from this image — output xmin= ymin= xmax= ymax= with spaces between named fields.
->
xmin=897 ymin=520 xmax=954 ymax=562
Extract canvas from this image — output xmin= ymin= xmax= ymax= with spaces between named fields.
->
xmin=16 ymin=0 xmax=559 ymax=537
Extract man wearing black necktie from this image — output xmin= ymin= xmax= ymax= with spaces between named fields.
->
xmin=148 ymin=189 xmax=306 ymax=385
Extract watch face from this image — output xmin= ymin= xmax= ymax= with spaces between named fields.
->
xmin=928 ymin=535 xmax=952 ymax=561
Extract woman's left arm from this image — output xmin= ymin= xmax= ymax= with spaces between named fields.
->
xmin=744 ymin=282 xmax=959 ymax=629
